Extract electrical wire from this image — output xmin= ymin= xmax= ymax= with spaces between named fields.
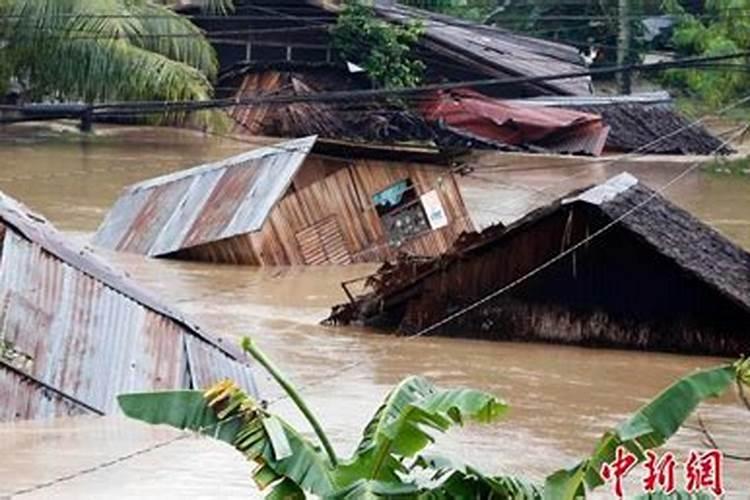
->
xmin=0 ymin=51 xmax=738 ymax=119
xmin=259 ymin=92 xmax=750 ymax=406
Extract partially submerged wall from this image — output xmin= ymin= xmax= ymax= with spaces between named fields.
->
xmin=329 ymin=175 xmax=750 ymax=356
xmin=170 ymin=155 xmax=473 ymax=265
xmin=0 ymin=193 xmax=257 ymax=421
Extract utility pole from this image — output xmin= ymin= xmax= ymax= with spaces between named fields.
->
xmin=616 ymin=0 xmax=632 ymax=94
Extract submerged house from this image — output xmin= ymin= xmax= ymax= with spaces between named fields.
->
xmin=326 ymin=173 xmax=750 ymax=356
xmin=189 ymin=0 xmax=592 ymax=98
xmin=93 ymin=136 xmax=474 ymax=265
xmin=186 ymin=0 xmax=726 ymax=155
xmin=0 ymin=191 xmax=257 ymax=421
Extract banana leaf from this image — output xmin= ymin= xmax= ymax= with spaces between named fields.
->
xmin=544 ymin=364 xmax=736 ymax=500
xmin=340 ymin=376 xmax=508 ymax=483
xmin=118 ymin=385 xmax=336 ymax=498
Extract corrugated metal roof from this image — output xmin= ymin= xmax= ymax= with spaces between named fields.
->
xmin=0 ymin=191 xmax=258 ymax=421
xmin=93 ymin=136 xmax=316 ymax=257
xmin=422 ymin=89 xmax=609 ymax=156
xmin=0 ymin=362 xmax=90 ymax=421
xmin=374 ymin=3 xmax=592 ymax=96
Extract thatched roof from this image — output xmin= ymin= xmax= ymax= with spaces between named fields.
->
xmin=328 ymin=173 xmax=750 ymax=329
xmin=515 ymin=93 xmax=732 ymax=155
xmin=588 ymin=175 xmax=750 ymax=311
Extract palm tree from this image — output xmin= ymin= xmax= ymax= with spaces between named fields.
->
xmin=0 ymin=0 xmax=232 ymax=103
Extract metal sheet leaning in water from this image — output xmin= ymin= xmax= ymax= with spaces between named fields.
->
xmin=0 ymin=190 xmax=258 ymax=421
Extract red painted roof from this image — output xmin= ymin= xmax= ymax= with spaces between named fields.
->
xmin=421 ymin=89 xmax=610 ymax=156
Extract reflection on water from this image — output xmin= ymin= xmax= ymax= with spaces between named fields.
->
xmin=0 ymin=125 xmax=749 ymax=497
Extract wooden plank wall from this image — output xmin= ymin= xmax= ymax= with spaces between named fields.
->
xmin=244 ymin=156 xmax=473 ymax=265
xmin=171 ymin=155 xmax=472 ymax=265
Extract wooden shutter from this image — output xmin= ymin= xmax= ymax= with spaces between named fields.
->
xmin=295 ymin=216 xmax=352 ymax=265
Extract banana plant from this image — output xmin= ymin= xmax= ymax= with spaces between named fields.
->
xmin=118 ymin=339 xmax=746 ymax=499
xmin=544 ymin=363 xmax=738 ymax=499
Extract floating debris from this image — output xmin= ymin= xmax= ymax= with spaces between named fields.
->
xmin=327 ymin=173 xmax=750 ymax=356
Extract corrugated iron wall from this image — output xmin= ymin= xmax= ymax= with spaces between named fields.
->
xmin=0 ymin=225 xmax=257 ymax=420
xmin=0 ymin=365 xmax=89 ymax=421
xmin=175 ymin=157 xmax=473 ymax=265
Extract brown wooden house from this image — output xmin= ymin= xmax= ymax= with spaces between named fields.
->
xmin=327 ymin=173 xmax=750 ymax=356
xmin=93 ymin=136 xmax=474 ymax=265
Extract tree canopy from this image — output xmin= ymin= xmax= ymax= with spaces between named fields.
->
xmin=0 ymin=0 xmax=232 ymax=103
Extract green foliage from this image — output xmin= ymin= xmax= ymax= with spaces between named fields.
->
xmin=663 ymin=0 xmax=750 ymax=105
xmin=399 ymin=0 xmax=497 ymax=22
xmin=704 ymin=155 xmax=750 ymax=176
xmin=120 ymin=338 xmax=744 ymax=499
xmin=0 ymin=0 xmax=231 ymax=108
xmin=119 ymin=375 xmax=522 ymax=498
xmin=332 ymin=1 xmax=425 ymax=89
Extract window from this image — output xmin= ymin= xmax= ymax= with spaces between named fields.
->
xmin=372 ymin=179 xmax=430 ymax=246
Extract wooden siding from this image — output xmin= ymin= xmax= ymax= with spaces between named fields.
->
xmin=295 ymin=216 xmax=352 ymax=265
xmin=174 ymin=156 xmax=473 ymax=265
xmin=250 ymin=158 xmax=472 ymax=265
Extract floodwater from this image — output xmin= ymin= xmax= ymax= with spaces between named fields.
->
xmin=0 ymin=124 xmax=749 ymax=499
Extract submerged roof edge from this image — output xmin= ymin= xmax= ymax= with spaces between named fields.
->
xmin=0 ymin=191 xmax=249 ymax=363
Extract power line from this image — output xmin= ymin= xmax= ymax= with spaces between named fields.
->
xmin=259 ymin=92 xmax=750 ymax=406
xmin=4 ymin=52 xmax=748 ymax=127
xmin=83 ymin=51 xmax=750 ymax=113
xmin=1 ymin=9 xmax=749 ymax=21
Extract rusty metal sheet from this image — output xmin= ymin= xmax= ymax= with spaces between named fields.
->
xmin=184 ymin=335 xmax=258 ymax=396
xmin=422 ymin=89 xmax=609 ymax=156
xmin=93 ymin=136 xmax=317 ymax=257
xmin=0 ymin=191 xmax=258 ymax=421
xmin=0 ymin=365 xmax=89 ymax=420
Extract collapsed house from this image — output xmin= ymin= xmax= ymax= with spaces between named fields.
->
xmin=93 ymin=136 xmax=475 ymax=265
xmin=0 ymin=192 xmax=257 ymax=421
xmin=326 ymin=173 xmax=750 ymax=356
xmin=187 ymin=0 xmax=726 ymax=155
xmin=510 ymin=92 xmax=732 ymax=154
xmin=190 ymin=0 xmax=592 ymax=98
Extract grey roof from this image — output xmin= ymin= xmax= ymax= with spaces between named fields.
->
xmin=0 ymin=190 xmax=258 ymax=420
xmin=514 ymin=92 xmax=730 ymax=155
xmin=374 ymin=2 xmax=592 ymax=96
xmin=93 ymin=136 xmax=316 ymax=257
xmin=580 ymin=173 xmax=750 ymax=311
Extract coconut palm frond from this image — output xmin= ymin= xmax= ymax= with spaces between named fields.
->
xmin=0 ymin=0 xmax=226 ymax=103
xmin=127 ymin=2 xmax=218 ymax=79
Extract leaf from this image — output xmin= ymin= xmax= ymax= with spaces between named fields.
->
xmin=414 ymin=452 xmax=544 ymax=499
xmin=266 ymin=478 xmax=305 ymax=500
xmin=330 ymin=478 xmax=422 ymax=499
xmin=264 ymin=416 xmax=293 ymax=461
xmin=343 ymin=376 xmax=507 ymax=483
xmin=544 ymin=365 xmax=736 ymax=500
xmin=118 ymin=384 xmax=337 ymax=497
xmin=118 ymin=390 xmax=241 ymax=442
xmin=1 ymin=0 xmax=220 ymax=107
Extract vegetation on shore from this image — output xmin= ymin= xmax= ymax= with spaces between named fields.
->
xmin=119 ymin=336 xmax=749 ymax=499
xmin=704 ymin=156 xmax=750 ymax=176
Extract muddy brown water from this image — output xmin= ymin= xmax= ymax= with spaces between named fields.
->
xmin=0 ymin=124 xmax=749 ymax=498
